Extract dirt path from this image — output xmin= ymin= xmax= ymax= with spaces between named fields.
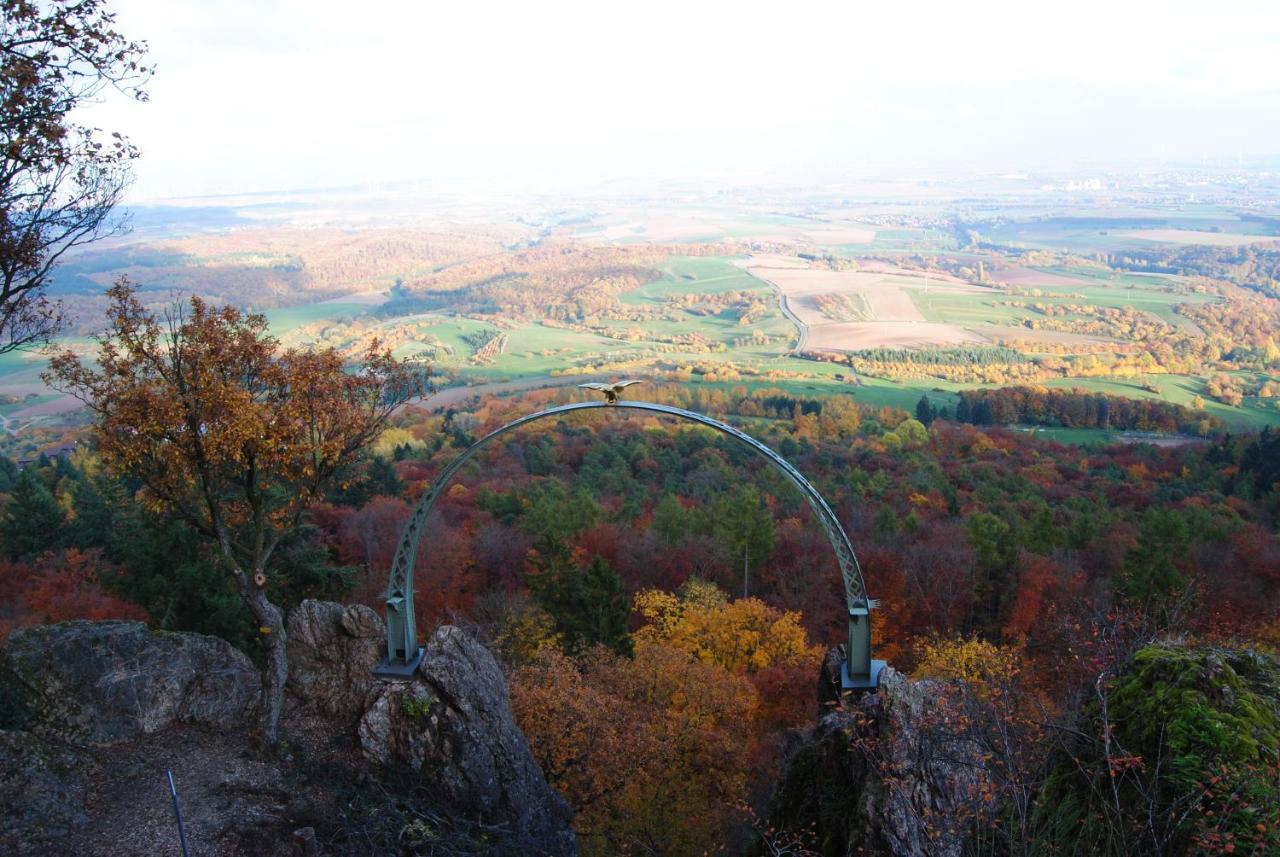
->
xmin=65 ymin=726 xmax=302 ymax=857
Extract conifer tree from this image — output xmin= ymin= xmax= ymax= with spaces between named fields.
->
xmin=0 ymin=469 xmax=65 ymax=559
xmin=916 ymin=393 xmax=936 ymax=426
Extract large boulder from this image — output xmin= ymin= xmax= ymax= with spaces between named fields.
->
xmin=767 ymin=657 xmax=989 ymax=857
xmin=0 ymin=621 xmax=260 ymax=746
xmin=359 ymin=624 xmax=577 ymax=857
xmin=285 ymin=598 xmax=384 ymax=725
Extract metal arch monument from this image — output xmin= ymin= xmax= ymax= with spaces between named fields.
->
xmin=373 ymin=388 xmax=886 ymax=691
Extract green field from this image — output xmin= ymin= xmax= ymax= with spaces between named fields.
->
xmin=447 ymin=256 xmax=798 ymax=380
xmin=257 ymin=255 xmax=1280 ymax=434
xmin=5 ymin=237 xmax=1279 ymax=447
xmin=914 ymin=265 xmax=1216 ymax=332
xmin=264 ymin=301 xmax=374 ymax=333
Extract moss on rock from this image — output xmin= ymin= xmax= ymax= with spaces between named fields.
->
xmin=1037 ymin=643 xmax=1280 ymax=855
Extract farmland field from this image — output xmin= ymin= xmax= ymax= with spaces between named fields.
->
xmin=741 ymin=255 xmax=990 ymax=350
xmin=1118 ymin=229 xmax=1280 ymax=247
xmin=5 ymin=182 xmax=1280 ymax=456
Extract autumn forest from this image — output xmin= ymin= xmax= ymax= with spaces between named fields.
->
xmin=3 ymin=1 xmax=1280 ymax=855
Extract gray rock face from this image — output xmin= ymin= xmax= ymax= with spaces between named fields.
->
xmin=866 ymin=668 xmax=987 ymax=857
xmin=0 ymin=621 xmax=260 ymax=745
xmin=768 ymin=656 xmax=989 ymax=857
xmin=0 ymin=608 xmax=576 ymax=855
xmin=359 ymin=625 xmax=577 ymax=857
xmin=285 ymin=599 xmax=384 ymax=725
xmin=0 ymin=730 xmax=91 ymax=853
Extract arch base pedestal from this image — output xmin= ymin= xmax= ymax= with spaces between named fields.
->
xmin=373 ymin=647 xmax=424 ymax=680
xmin=841 ymin=659 xmax=887 ymax=692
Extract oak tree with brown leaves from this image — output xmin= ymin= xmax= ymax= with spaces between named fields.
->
xmin=1 ymin=0 xmax=151 ymax=352
xmin=48 ymin=280 xmax=425 ymax=743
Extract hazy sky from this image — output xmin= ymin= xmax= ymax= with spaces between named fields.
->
xmin=80 ymin=0 xmax=1280 ymax=200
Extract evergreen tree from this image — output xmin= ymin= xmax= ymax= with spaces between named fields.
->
xmin=0 ymin=469 xmax=65 ymax=559
xmin=1119 ymin=508 xmax=1192 ymax=620
xmin=521 ymin=481 xmax=601 ymax=560
xmin=872 ymin=503 xmax=900 ymax=542
xmin=652 ymin=493 xmax=692 ymax=546
xmin=0 ymin=456 xmax=18 ymax=492
xmin=713 ymin=485 xmax=776 ymax=598
xmin=530 ymin=554 xmax=632 ymax=655
xmin=67 ymin=471 xmax=129 ymax=552
xmin=364 ymin=456 xmax=405 ymax=498
xmin=327 ymin=455 xmax=406 ymax=507
xmin=915 ymin=394 xmax=936 ymax=426
xmin=966 ymin=512 xmax=1019 ymax=632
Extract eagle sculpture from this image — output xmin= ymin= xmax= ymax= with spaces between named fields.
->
xmin=579 ymin=379 xmax=644 ymax=405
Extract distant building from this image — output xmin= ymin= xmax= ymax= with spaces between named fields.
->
xmin=15 ymin=442 xmax=77 ymax=471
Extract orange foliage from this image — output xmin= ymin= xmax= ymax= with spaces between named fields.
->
xmin=0 ymin=549 xmax=148 ymax=640
xmin=511 ymin=644 xmax=755 ymax=856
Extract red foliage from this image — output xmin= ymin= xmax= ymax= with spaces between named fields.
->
xmin=750 ymin=662 xmax=817 ymax=732
xmin=0 ymin=549 xmax=148 ymax=640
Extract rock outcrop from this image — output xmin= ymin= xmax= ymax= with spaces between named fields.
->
xmin=0 ymin=606 xmax=577 ymax=855
xmin=766 ymin=654 xmax=989 ymax=857
xmin=285 ymin=599 xmax=384 ymax=726
xmin=0 ymin=620 xmax=260 ymax=745
xmin=288 ymin=599 xmax=577 ymax=856
xmin=1036 ymin=643 xmax=1280 ymax=854
xmin=357 ymin=625 xmax=576 ymax=855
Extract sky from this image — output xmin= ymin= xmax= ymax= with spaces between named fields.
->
xmin=78 ymin=0 xmax=1280 ymax=201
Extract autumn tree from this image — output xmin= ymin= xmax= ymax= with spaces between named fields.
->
xmin=0 ymin=548 xmax=147 ymax=641
xmin=633 ymin=579 xmax=821 ymax=677
xmin=1 ymin=0 xmax=150 ymax=351
xmin=511 ymin=644 xmax=756 ymax=855
xmin=47 ymin=280 xmax=423 ymax=743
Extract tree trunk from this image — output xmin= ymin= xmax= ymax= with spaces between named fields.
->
xmin=245 ymin=582 xmax=288 ymax=745
xmin=742 ymin=545 xmax=749 ymax=599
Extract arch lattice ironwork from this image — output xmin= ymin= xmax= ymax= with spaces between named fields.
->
xmin=373 ymin=399 xmax=884 ymax=689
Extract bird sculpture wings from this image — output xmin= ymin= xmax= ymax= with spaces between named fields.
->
xmin=579 ymin=379 xmax=645 ymax=404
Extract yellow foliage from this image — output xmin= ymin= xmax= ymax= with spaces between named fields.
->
xmin=912 ymin=635 xmax=1023 ymax=688
xmin=370 ymin=426 xmax=420 ymax=459
xmin=511 ymin=644 xmax=756 ymax=856
xmin=634 ymin=581 xmax=822 ymax=675
xmin=494 ymin=602 xmax=563 ymax=666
